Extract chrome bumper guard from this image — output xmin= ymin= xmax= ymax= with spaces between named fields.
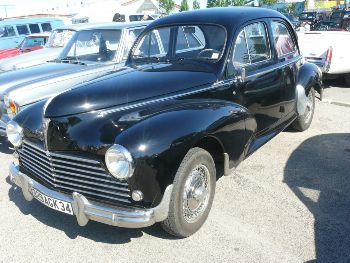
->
xmin=9 ymin=163 xmax=173 ymax=228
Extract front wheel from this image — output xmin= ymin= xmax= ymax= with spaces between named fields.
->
xmin=161 ymin=147 xmax=216 ymax=237
xmin=292 ymin=87 xmax=315 ymax=132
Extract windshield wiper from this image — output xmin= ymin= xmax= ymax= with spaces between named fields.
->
xmin=55 ymin=56 xmax=86 ymax=65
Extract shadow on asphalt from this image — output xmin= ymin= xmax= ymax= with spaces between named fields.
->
xmin=284 ymin=133 xmax=350 ymax=262
xmin=323 ymin=78 xmax=349 ymax=89
xmin=0 ymin=136 xmax=13 ymax=154
xmin=6 ymin=176 xmax=179 ymax=243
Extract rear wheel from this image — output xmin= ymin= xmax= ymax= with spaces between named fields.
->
xmin=292 ymin=87 xmax=315 ymax=132
xmin=161 ymin=147 xmax=216 ymax=237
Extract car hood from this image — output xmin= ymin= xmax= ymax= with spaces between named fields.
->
xmin=45 ymin=62 xmax=217 ymax=118
xmin=0 ymin=47 xmax=63 ymax=72
xmin=0 ymin=62 xmax=86 ymax=93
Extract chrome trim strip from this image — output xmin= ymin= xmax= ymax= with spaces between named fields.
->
xmin=9 ymin=163 xmax=173 ymax=228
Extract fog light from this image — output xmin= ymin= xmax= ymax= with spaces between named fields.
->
xmin=132 ymin=190 xmax=143 ymax=201
xmin=6 ymin=121 xmax=23 ymax=147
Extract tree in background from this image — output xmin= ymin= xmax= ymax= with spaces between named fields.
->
xmin=159 ymin=0 xmax=175 ymax=14
xmin=260 ymin=0 xmax=278 ymax=6
xmin=207 ymin=0 xmax=246 ymax=7
xmin=180 ymin=0 xmax=189 ymax=11
xmin=193 ymin=0 xmax=200 ymax=9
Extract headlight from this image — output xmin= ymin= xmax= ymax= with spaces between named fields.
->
xmin=105 ymin=144 xmax=134 ymax=180
xmin=6 ymin=121 xmax=23 ymax=147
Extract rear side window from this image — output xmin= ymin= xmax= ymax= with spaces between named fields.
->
xmin=0 ymin=25 xmax=16 ymax=38
xmin=41 ymin=23 xmax=52 ymax=32
xmin=16 ymin=25 xmax=29 ymax=35
xmin=29 ymin=24 xmax=40 ymax=33
xmin=271 ymin=21 xmax=297 ymax=58
xmin=232 ymin=22 xmax=270 ymax=65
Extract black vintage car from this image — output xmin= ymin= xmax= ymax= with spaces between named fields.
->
xmin=7 ymin=7 xmax=322 ymax=237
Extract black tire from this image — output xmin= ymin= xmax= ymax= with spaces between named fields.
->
xmin=161 ymin=147 xmax=216 ymax=237
xmin=292 ymin=87 xmax=315 ymax=132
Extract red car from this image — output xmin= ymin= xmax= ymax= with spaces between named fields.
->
xmin=0 ymin=33 xmax=49 ymax=60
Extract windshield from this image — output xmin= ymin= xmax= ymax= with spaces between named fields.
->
xmin=46 ymin=29 xmax=75 ymax=48
xmin=20 ymin=36 xmax=47 ymax=49
xmin=130 ymin=24 xmax=226 ymax=64
xmin=58 ymin=29 xmax=122 ymax=63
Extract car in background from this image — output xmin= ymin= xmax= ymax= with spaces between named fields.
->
xmin=298 ymin=30 xmax=350 ymax=85
xmin=0 ymin=21 xmax=149 ymax=136
xmin=283 ymin=13 xmax=301 ymax=28
xmin=0 ymin=33 xmax=49 ymax=60
xmin=313 ymin=10 xmax=350 ymax=30
xmin=7 ymin=7 xmax=322 ymax=237
xmin=0 ymin=17 xmax=63 ymax=50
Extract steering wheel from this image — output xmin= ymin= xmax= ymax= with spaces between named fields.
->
xmin=197 ymin=49 xmax=220 ymax=59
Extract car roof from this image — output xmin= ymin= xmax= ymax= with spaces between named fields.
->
xmin=149 ymin=7 xmax=285 ymax=29
xmin=56 ymin=21 xmax=151 ymax=31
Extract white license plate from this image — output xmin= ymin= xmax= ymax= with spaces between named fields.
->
xmin=31 ymin=188 xmax=74 ymax=215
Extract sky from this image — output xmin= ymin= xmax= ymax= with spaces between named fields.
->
xmin=0 ymin=0 xmax=208 ymax=17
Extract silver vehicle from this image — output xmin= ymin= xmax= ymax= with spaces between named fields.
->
xmin=0 ymin=21 xmax=149 ymax=136
xmin=0 ymin=25 xmax=76 ymax=73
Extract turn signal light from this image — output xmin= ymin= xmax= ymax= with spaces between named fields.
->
xmin=9 ymin=100 xmax=17 ymax=114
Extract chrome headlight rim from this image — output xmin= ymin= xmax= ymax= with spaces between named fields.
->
xmin=6 ymin=120 xmax=23 ymax=147
xmin=105 ymin=144 xmax=135 ymax=181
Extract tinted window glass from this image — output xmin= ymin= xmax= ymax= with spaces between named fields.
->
xmin=134 ymin=31 xmax=160 ymax=56
xmin=41 ymin=23 xmax=52 ymax=32
xmin=244 ymin=22 xmax=270 ymax=64
xmin=176 ymin=26 xmax=204 ymax=53
xmin=232 ymin=30 xmax=250 ymax=65
xmin=0 ymin=25 xmax=16 ymax=38
xmin=271 ymin=21 xmax=297 ymax=58
xmin=123 ymin=27 xmax=145 ymax=60
xmin=16 ymin=25 xmax=29 ymax=35
xmin=21 ymin=37 xmax=47 ymax=48
xmin=29 ymin=24 xmax=40 ymax=33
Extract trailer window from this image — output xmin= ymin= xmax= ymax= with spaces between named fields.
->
xmin=29 ymin=24 xmax=40 ymax=34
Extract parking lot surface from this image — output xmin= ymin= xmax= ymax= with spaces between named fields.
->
xmin=0 ymin=81 xmax=349 ymax=263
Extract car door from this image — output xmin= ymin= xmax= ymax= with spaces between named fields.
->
xmin=227 ymin=21 xmax=284 ymax=135
xmin=270 ymin=19 xmax=301 ymax=118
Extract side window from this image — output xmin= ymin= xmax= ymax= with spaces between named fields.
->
xmin=0 ymin=25 xmax=16 ymax=38
xmin=244 ymin=22 xmax=270 ymax=63
xmin=271 ymin=21 xmax=297 ymax=58
xmin=123 ymin=27 xmax=145 ymax=59
xmin=232 ymin=22 xmax=270 ymax=66
xmin=29 ymin=24 xmax=40 ymax=34
xmin=41 ymin=23 xmax=52 ymax=32
xmin=134 ymin=31 xmax=160 ymax=57
xmin=16 ymin=25 xmax=29 ymax=35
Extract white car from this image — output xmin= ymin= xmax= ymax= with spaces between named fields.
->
xmin=297 ymin=31 xmax=350 ymax=85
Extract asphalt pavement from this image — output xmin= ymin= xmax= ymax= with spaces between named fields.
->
xmin=0 ymin=80 xmax=349 ymax=263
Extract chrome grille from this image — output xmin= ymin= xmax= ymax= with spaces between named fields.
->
xmin=18 ymin=140 xmax=132 ymax=204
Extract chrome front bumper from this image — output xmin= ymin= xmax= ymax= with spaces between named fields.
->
xmin=9 ymin=163 xmax=173 ymax=228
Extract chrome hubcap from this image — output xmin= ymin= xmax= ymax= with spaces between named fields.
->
xmin=182 ymin=164 xmax=211 ymax=223
xmin=304 ymin=91 xmax=314 ymax=123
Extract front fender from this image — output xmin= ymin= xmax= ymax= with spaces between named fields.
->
xmin=115 ymin=99 xmax=247 ymax=206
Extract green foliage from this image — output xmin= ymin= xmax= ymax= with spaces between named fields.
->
xmin=180 ymin=0 xmax=189 ymax=11
xmin=193 ymin=0 xmax=200 ymax=9
xmin=260 ymin=0 xmax=278 ymax=6
xmin=159 ymin=0 xmax=175 ymax=14
xmin=206 ymin=0 xmax=246 ymax=7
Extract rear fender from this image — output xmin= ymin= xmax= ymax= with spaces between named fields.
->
xmin=296 ymin=62 xmax=323 ymax=115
